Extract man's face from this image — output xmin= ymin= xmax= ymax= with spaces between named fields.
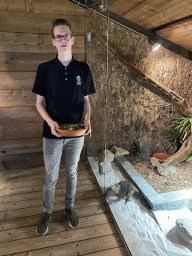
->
xmin=52 ymin=25 xmax=75 ymax=53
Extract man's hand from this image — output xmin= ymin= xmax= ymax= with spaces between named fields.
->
xmin=84 ymin=96 xmax=92 ymax=136
xmin=48 ymin=120 xmax=63 ymax=137
xmin=84 ymin=119 xmax=91 ymax=136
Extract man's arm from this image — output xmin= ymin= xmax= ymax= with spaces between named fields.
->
xmin=84 ymin=95 xmax=91 ymax=136
xmin=36 ymin=94 xmax=62 ymax=137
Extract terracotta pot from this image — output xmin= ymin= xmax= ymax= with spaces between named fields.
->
xmin=153 ymin=153 xmax=171 ymax=163
xmin=56 ymin=124 xmax=87 ymax=137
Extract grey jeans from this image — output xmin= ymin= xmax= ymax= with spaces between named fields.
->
xmin=43 ymin=136 xmax=84 ymax=214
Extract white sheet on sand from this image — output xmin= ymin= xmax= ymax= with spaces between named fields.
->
xmin=91 ymin=159 xmax=192 ymax=256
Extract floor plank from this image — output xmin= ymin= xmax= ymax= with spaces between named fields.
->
xmin=1 ymin=189 xmax=100 ymax=212
xmin=0 ymin=213 xmax=113 ymax=243
xmin=0 ymin=162 xmax=128 ymax=256
xmin=0 ymin=223 xmax=118 ymax=255
xmin=0 ymin=180 xmax=97 ymax=197
xmin=11 ymin=235 xmax=126 ymax=256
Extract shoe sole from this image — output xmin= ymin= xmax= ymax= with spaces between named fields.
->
xmin=68 ymin=220 xmax=80 ymax=229
xmin=64 ymin=211 xmax=80 ymax=229
xmin=36 ymin=226 xmax=48 ymax=235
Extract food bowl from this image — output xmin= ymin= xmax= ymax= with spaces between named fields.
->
xmin=56 ymin=123 xmax=87 ymax=137
xmin=153 ymin=153 xmax=171 ymax=163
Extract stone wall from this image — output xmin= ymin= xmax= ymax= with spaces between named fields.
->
xmin=87 ymin=13 xmax=192 ymax=159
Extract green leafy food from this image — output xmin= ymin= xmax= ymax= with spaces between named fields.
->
xmin=60 ymin=124 xmax=85 ymax=130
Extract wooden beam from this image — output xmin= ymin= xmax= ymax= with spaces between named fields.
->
xmin=156 ymin=20 xmax=192 ymax=52
xmin=152 ymin=14 xmax=192 ymax=32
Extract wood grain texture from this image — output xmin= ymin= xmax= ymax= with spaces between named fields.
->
xmin=0 ymin=122 xmax=43 ymax=140
xmin=0 ymin=98 xmax=36 ymax=107
xmin=0 ymin=89 xmax=36 ymax=99
xmin=0 ymin=52 xmax=85 ymax=71
xmin=0 ymin=162 xmax=128 ymax=255
xmin=140 ymin=1 xmax=192 ymax=29
xmin=11 ymin=235 xmax=125 ymax=256
xmin=0 ymin=11 xmax=85 ymax=34
xmin=0 ymin=72 xmax=36 ymax=89
xmin=0 ymin=137 xmax=43 ymax=155
xmin=0 ymin=0 xmax=86 ymax=165
xmin=123 ymin=0 xmax=189 ymax=29
xmin=109 ymin=0 xmax=145 ymax=16
xmin=0 ymin=107 xmax=42 ymax=125
xmin=0 ymin=32 xmax=85 ymax=53
xmin=0 ymin=0 xmax=85 ymax=15
xmin=157 ymin=20 xmax=192 ymax=51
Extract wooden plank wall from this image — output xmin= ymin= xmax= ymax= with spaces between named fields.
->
xmin=0 ymin=0 xmax=86 ymax=168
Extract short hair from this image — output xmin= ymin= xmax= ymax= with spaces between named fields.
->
xmin=51 ymin=19 xmax=73 ymax=38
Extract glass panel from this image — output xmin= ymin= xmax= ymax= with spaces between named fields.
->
xmin=86 ymin=7 xmax=108 ymax=180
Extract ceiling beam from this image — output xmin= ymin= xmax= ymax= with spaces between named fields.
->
xmin=152 ymin=14 xmax=192 ymax=32
xmin=69 ymin=0 xmax=192 ymax=61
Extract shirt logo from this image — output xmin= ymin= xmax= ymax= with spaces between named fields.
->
xmin=76 ymin=75 xmax=81 ymax=86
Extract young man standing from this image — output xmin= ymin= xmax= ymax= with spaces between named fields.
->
xmin=32 ymin=19 xmax=95 ymax=235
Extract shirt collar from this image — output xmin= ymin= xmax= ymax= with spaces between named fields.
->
xmin=54 ymin=55 xmax=75 ymax=69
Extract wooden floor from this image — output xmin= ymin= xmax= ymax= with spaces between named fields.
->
xmin=0 ymin=162 xmax=128 ymax=256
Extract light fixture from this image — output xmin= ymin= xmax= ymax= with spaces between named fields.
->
xmin=152 ymin=42 xmax=161 ymax=52
xmin=148 ymin=38 xmax=161 ymax=52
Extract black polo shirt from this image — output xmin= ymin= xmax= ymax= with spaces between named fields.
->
xmin=32 ymin=57 xmax=95 ymax=139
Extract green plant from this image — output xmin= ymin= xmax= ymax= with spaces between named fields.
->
xmin=132 ymin=139 xmax=142 ymax=153
xmin=181 ymin=148 xmax=192 ymax=162
xmin=161 ymin=116 xmax=192 ymax=150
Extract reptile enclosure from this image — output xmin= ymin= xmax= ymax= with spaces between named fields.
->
xmin=0 ymin=0 xmax=192 ymax=255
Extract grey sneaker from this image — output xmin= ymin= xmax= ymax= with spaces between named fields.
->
xmin=36 ymin=212 xmax=52 ymax=235
xmin=64 ymin=207 xmax=80 ymax=228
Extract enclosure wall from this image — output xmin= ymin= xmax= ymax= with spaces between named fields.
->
xmin=87 ymin=13 xmax=192 ymax=159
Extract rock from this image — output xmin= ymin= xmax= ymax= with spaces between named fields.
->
xmin=176 ymin=218 xmax=192 ymax=248
xmin=98 ymin=149 xmax=114 ymax=164
xmin=98 ymin=149 xmax=114 ymax=175
xmin=110 ymin=146 xmax=129 ymax=156
xmin=150 ymin=157 xmax=177 ymax=176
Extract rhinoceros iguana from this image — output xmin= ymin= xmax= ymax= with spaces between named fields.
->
xmin=104 ymin=180 xmax=138 ymax=204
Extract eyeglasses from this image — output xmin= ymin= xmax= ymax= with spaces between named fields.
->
xmin=54 ymin=34 xmax=72 ymax=42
